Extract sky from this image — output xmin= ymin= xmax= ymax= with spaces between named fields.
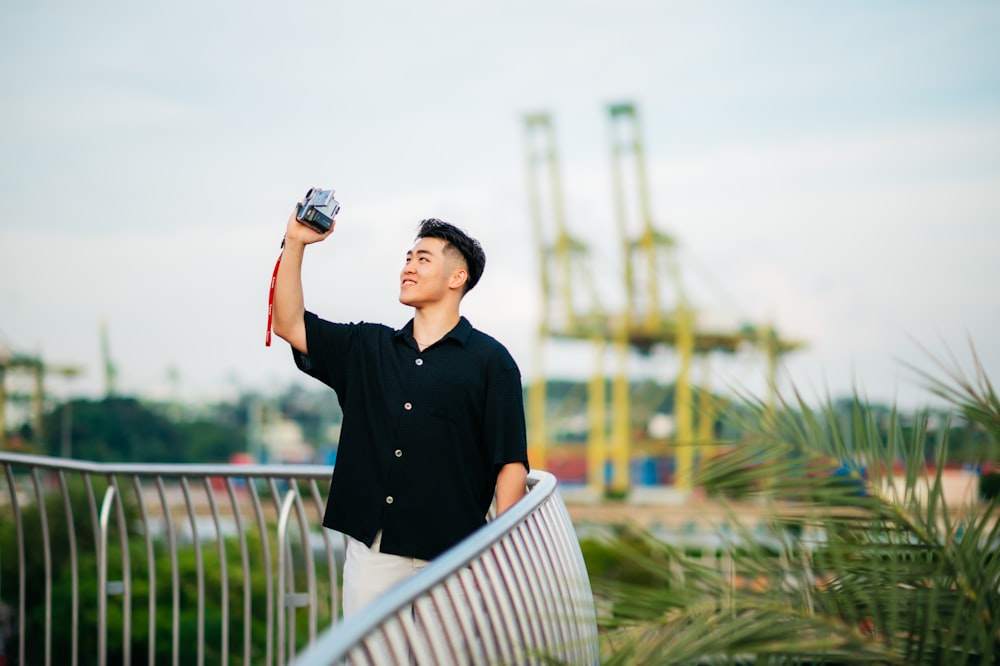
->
xmin=1 ymin=1 xmax=998 ymax=411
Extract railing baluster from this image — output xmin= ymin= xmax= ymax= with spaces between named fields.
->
xmin=155 ymin=475 xmax=181 ymax=666
xmin=225 ymin=475 xmax=254 ymax=666
xmin=203 ymin=476 xmax=230 ymax=666
xmin=57 ymin=470 xmax=81 ymax=666
xmin=29 ymin=468 xmax=53 ymax=666
xmin=533 ymin=503 xmax=584 ymax=660
xmin=520 ymin=516 xmax=569 ymax=653
xmin=180 ymin=476 xmax=205 ymax=666
xmin=308 ymin=478 xmax=339 ymax=627
xmin=5 ymin=464 xmax=27 ymax=666
xmin=549 ymin=495 xmax=599 ymax=662
xmin=473 ymin=554 xmax=521 ymax=664
xmin=276 ymin=488 xmax=298 ymax=666
xmin=411 ymin=592 xmax=452 ymax=662
xmin=291 ymin=478 xmax=318 ymax=646
xmin=492 ymin=535 xmax=543 ymax=658
xmin=109 ymin=475 xmax=132 ymax=666
xmin=506 ymin=525 xmax=558 ymax=652
xmin=97 ymin=484 xmax=116 ymax=666
xmin=454 ymin=562 xmax=500 ymax=664
xmin=248 ymin=475 xmax=275 ymax=666
xmin=131 ymin=475 xmax=157 ymax=666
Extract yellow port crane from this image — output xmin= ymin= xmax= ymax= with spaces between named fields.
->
xmin=0 ymin=349 xmax=82 ymax=449
xmin=608 ymin=102 xmax=805 ymax=492
xmin=523 ymin=112 xmax=614 ymax=490
xmin=524 ymin=102 xmax=804 ymax=496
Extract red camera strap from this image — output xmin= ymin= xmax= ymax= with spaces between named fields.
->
xmin=265 ymin=250 xmax=283 ymax=346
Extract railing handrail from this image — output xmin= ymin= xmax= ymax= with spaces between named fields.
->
xmin=0 ymin=450 xmax=328 ymax=478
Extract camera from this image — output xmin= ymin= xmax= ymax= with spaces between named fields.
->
xmin=296 ymin=188 xmax=340 ymax=233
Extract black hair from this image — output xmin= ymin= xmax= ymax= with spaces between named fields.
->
xmin=416 ymin=218 xmax=486 ymax=294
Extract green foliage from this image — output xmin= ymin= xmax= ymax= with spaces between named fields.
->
xmin=581 ymin=529 xmax=680 ymax=590
xmin=42 ymin=397 xmax=245 ymax=463
xmin=0 ymin=476 xmax=134 ymax=663
xmin=590 ymin=346 xmax=1000 ymax=664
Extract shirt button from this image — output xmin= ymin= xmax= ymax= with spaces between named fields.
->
xmin=386 ymin=496 xmax=394 ymax=504
xmin=404 ymin=402 xmax=412 ymax=411
xmin=394 ymin=449 xmax=403 ymax=458
xmin=415 ymin=358 xmax=424 ymax=366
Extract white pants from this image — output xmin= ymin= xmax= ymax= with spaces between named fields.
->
xmin=342 ymin=534 xmax=491 ymax=664
xmin=342 ymin=530 xmax=429 ymax=620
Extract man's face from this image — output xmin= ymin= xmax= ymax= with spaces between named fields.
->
xmin=399 ymin=237 xmax=464 ymax=307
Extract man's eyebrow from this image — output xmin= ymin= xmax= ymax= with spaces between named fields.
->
xmin=406 ymin=248 xmax=434 ymax=257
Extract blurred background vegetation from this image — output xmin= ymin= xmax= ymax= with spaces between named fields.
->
xmin=585 ymin=348 xmax=1000 ymax=664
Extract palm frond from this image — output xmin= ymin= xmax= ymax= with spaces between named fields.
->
xmin=592 ymin=343 xmax=1000 ymax=664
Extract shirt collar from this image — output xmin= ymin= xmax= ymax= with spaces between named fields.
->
xmin=395 ymin=316 xmax=472 ymax=348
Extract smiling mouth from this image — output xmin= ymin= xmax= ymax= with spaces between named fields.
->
xmin=401 ymin=279 xmax=416 ymax=286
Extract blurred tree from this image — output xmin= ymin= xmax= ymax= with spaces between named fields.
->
xmin=42 ymin=397 xmax=245 ymax=463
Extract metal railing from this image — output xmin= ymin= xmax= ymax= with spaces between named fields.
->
xmin=292 ymin=469 xmax=599 ymax=665
xmin=0 ymin=452 xmax=340 ymax=666
xmin=0 ymin=453 xmax=598 ymax=665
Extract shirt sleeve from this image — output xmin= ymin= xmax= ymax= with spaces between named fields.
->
xmin=484 ymin=354 xmax=530 ymax=472
xmin=291 ymin=311 xmax=352 ymax=397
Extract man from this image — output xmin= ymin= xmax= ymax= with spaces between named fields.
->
xmin=271 ymin=202 xmax=529 ymax=618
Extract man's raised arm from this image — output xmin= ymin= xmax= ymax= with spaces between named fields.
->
xmin=272 ymin=208 xmax=334 ymax=354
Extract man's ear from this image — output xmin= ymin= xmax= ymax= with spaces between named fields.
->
xmin=449 ymin=269 xmax=469 ymax=291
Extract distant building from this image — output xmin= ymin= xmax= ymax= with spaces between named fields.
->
xmin=261 ymin=416 xmax=314 ymax=463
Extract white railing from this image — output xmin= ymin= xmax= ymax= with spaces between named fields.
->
xmin=0 ymin=453 xmax=598 ymax=665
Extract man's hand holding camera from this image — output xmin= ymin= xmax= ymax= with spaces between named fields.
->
xmin=284 ymin=207 xmax=334 ymax=246
xmin=285 ymin=187 xmax=340 ymax=246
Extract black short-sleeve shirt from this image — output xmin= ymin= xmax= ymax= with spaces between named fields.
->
xmin=292 ymin=311 xmax=529 ymax=561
